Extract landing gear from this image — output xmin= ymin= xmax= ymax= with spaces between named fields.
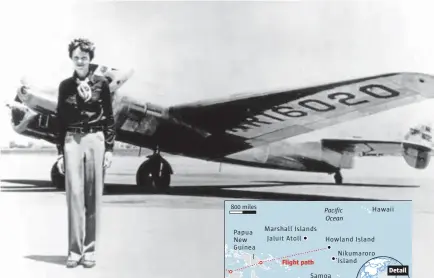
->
xmin=334 ymin=170 xmax=343 ymax=185
xmin=136 ymin=150 xmax=173 ymax=193
xmin=50 ymin=161 xmax=65 ymax=190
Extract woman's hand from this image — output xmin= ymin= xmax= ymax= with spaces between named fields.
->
xmin=57 ymin=155 xmax=65 ymax=174
xmin=104 ymin=151 xmax=113 ymax=169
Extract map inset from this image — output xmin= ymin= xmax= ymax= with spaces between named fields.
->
xmin=224 ymin=201 xmax=411 ymax=278
xmin=356 ymin=256 xmax=409 ymax=278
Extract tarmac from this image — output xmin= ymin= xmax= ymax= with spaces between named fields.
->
xmin=0 ymin=152 xmax=433 ymax=277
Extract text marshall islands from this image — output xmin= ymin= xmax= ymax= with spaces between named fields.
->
xmin=264 ymin=225 xmax=317 ymax=232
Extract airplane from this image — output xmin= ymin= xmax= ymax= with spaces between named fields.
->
xmin=5 ymin=64 xmax=434 ymax=192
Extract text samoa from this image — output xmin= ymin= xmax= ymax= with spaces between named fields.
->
xmin=228 ymin=84 xmax=400 ymax=132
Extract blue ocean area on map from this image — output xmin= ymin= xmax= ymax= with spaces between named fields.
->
xmin=224 ymin=201 xmax=411 ymax=278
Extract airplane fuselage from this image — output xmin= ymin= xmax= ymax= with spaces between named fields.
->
xmin=111 ymin=96 xmax=351 ymax=173
xmin=6 ymin=87 xmax=388 ymax=175
xmin=8 ymin=69 xmax=433 ymax=179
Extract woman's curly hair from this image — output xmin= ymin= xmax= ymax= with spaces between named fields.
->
xmin=68 ymin=38 xmax=95 ymax=60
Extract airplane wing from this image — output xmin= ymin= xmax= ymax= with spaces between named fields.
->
xmin=168 ymin=72 xmax=434 ymax=148
xmin=321 ymin=136 xmax=434 ymax=170
xmin=322 ymin=128 xmax=434 ymax=157
xmin=321 ymin=139 xmax=404 ymax=156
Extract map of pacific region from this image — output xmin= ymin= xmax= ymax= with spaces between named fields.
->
xmin=224 ymin=201 xmax=411 ymax=278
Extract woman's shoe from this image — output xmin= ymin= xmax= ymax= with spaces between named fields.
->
xmin=82 ymin=260 xmax=96 ymax=268
xmin=66 ymin=259 xmax=80 ymax=268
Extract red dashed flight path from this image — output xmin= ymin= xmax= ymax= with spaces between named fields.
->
xmin=226 ymin=246 xmax=329 ymax=274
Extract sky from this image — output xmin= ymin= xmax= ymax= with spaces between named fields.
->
xmin=1 ymin=0 xmax=434 ymax=146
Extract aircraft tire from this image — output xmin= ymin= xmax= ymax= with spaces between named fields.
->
xmin=334 ymin=171 xmax=343 ymax=185
xmin=136 ymin=159 xmax=171 ymax=193
xmin=51 ymin=162 xmax=65 ymax=190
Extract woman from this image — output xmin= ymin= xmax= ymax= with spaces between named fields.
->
xmin=56 ymin=38 xmax=115 ymax=268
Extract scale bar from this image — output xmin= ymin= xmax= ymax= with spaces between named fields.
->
xmin=229 ymin=210 xmax=257 ymax=214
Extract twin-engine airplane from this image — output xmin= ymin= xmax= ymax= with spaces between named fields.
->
xmin=6 ymin=64 xmax=434 ymax=192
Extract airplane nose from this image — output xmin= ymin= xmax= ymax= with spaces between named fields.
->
xmin=20 ymin=86 xmax=28 ymax=95
xmin=11 ymin=106 xmax=26 ymax=125
xmin=17 ymin=85 xmax=30 ymax=102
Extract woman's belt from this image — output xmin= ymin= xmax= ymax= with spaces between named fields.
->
xmin=66 ymin=126 xmax=105 ymax=134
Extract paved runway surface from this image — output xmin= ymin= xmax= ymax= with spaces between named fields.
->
xmin=0 ymin=153 xmax=433 ymax=277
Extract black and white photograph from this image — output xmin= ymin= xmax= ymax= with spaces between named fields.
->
xmin=0 ymin=1 xmax=433 ymax=277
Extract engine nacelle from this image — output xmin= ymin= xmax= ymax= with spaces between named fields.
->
xmin=16 ymin=84 xmax=57 ymax=114
xmin=6 ymin=99 xmax=57 ymax=143
xmin=402 ymin=124 xmax=433 ymax=169
xmin=7 ymin=100 xmax=38 ymax=133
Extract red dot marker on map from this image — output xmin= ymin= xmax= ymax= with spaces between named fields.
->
xmin=259 ymin=261 xmax=263 ymax=265
xmin=228 ymin=270 xmax=233 ymax=274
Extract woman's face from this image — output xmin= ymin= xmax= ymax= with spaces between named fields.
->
xmin=71 ymin=47 xmax=91 ymax=77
